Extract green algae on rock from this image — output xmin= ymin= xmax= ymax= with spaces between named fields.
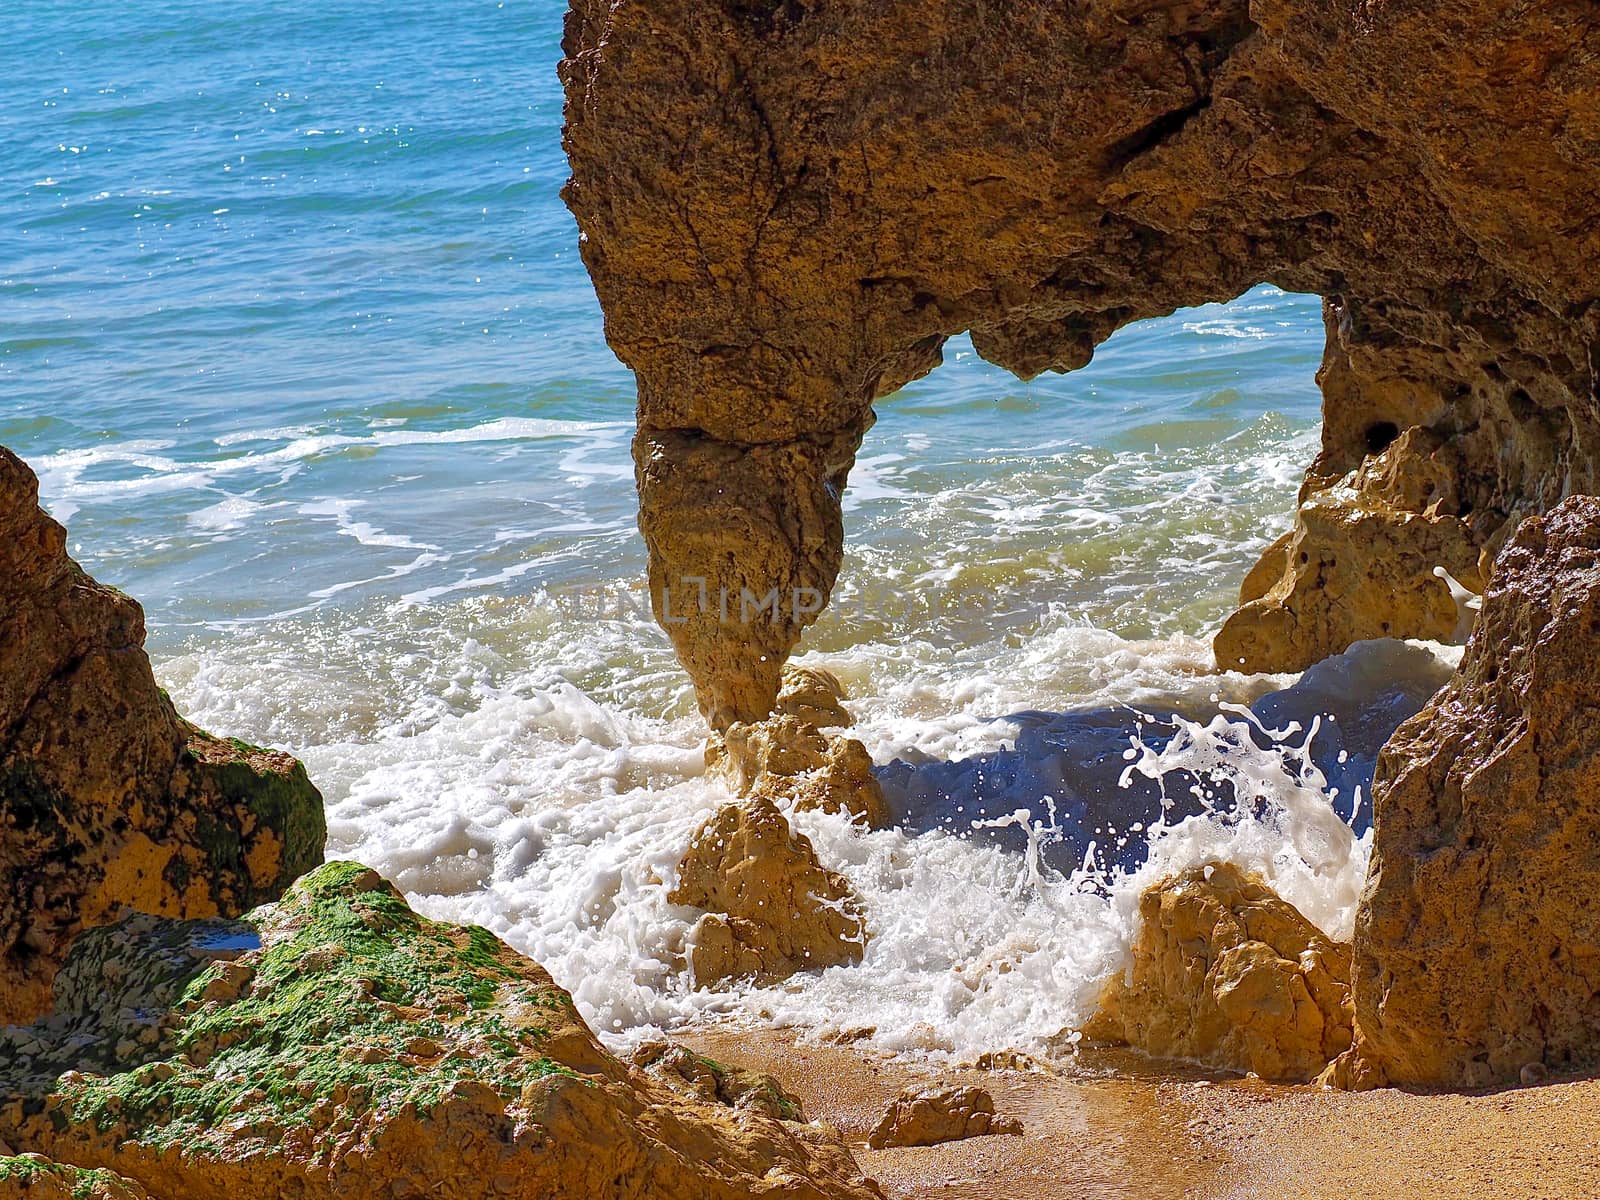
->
xmin=0 ymin=1158 xmax=152 ymax=1200
xmin=0 ymin=446 xmax=326 ymax=1025
xmin=0 ymin=861 xmax=881 ymax=1200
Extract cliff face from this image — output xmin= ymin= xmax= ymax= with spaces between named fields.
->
xmin=0 ymin=448 xmax=324 ymax=1024
xmin=561 ymin=0 xmax=1600 ymax=717
xmin=1331 ymin=497 xmax=1600 ymax=1089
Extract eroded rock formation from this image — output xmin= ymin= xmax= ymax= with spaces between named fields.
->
xmin=0 ymin=861 xmax=881 ymax=1200
xmin=563 ymin=0 xmax=1600 ymax=710
xmin=1083 ymin=863 xmax=1353 ymax=1082
xmin=0 ymin=448 xmax=324 ymax=1025
xmin=0 ymin=1159 xmax=152 ymax=1200
xmin=671 ymin=796 xmax=866 ymax=987
xmin=1328 ymin=497 xmax=1600 ymax=1090
xmin=709 ymin=667 xmax=891 ymax=828
xmin=631 ymin=1040 xmax=807 ymax=1121
xmin=866 ymin=1085 xmax=1023 ymax=1150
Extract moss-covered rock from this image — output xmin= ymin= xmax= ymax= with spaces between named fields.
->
xmin=0 ymin=446 xmax=325 ymax=1024
xmin=0 ymin=1158 xmax=151 ymax=1200
xmin=0 ymin=862 xmax=879 ymax=1200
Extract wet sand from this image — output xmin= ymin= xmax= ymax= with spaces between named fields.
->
xmin=681 ymin=1027 xmax=1600 ymax=1199
xmin=682 ymin=1028 xmax=1221 ymax=1199
xmin=1188 ymin=1073 xmax=1600 ymax=1199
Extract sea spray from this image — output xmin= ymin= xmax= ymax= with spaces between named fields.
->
xmin=160 ymin=584 xmax=1454 ymax=1059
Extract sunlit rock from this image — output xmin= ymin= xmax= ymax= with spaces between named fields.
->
xmin=671 ymin=798 xmax=866 ymax=987
xmin=0 ymin=862 xmax=880 ymax=1200
xmin=776 ymin=667 xmax=856 ymax=729
xmin=0 ymin=448 xmax=324 ymax=1024
xmin=1082 ymin=863 xmax=1353 ymax=1082
xmin=866 ymin=1085 xmax=1022 ymax=1149
xmin=711 ymin=716 xmax=891 ymax=830
xmin=631 ymin=1040 xmax=807 ymax=1121
xmin=1331 ymin=497 xmax=1600 ymax=1089
xmin=563 ymin=0 xmax=1600 ymax=717
xmin=1216 ymin=424 xmax=1490 ymax=671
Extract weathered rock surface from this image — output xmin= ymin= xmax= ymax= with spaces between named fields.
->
xmin=0 ymin=447 xmax=325 ymax=1025
xmin=563 ymin=0 xmax=1600 ymax=707
xmin=0 ymin=1159 xmax=152 ymax=1200
xmin=866 ymin=1085 xmax=1022 ymax=1150
xmin=1083 ymin=863 xmax=1353 ymax=1083
xmin=671 ymin=797 xmax=866 ymax=987
xmin=0 ymin=861 xmax=880 ymax=1200
xmin=1215 ymin=423 xmax=1491 ymax=671
xmin=709 ymin=669 xmax=891 ymax=828
xmin=632 ymin=1040 xmax=807 ymax=1122
xmin=776 ymin=667 xmax=856 ymax=730
xmin=1330 ymin=498 xmax=1600 ymax=1090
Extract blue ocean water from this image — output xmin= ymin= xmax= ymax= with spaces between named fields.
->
xmin=3 ymin=3 xmax=1400 ymax=1053
xmin=2 ymin=1 xmax=1323 ymax=640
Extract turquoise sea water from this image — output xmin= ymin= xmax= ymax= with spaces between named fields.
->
xmin=3 ymin=1 xmax=1322 ymax=638
xmin=4 ymin=3 xmax=1404 ymax=1051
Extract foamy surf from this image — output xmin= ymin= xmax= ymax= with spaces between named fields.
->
xmin=158 ymin=581 xmax=1459 ymax=1061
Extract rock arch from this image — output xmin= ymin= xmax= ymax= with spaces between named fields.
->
xmin=561 ymin=0 xmax=1600 ymax=727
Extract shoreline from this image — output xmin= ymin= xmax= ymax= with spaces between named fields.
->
xmin=680 ymin=1025 xmax=1600 ymax=1199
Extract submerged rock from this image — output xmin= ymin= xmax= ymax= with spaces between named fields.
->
xmin=866 ymin=1085 xmax=1022 ymax=1150
xmin=1332 ymin=497 xmax=1600 ymax=1090
xmin=671 ymin=797 xmax=867 ymax=988
xmin=0 ymin=861 xmax=880 ymax=1200
xmin=1083 ymin=863 xmax=1353 ymax=1083
xmin=0 ymin=447 xmax=324 ymax=1024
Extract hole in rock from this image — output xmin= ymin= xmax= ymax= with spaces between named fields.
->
xmin=836 ymin=287 xmax=1443 ymax=877
xmin=1364 ymin=420 xmax=1401 ymax=454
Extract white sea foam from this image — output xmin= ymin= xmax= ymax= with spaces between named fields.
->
xmin=187 ymin=495 xmax=269 ymax=532
xmin=159 ymin=590 xmax=1456 ymax=1060
xmin=32 ymin=417 xmax=631 ymax=511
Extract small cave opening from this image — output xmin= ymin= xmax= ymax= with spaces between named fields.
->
xmin=1364 ymin=420 xmax=1401 ymax=455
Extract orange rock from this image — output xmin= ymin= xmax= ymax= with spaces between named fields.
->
xmin=671 ymin=797 xmax=867 ymax=987
xmin=0 ymin=862 xmax=881 ymax=1200
xmin=564 ymin=0 xmax=1600 ymax=724
xmin=712 ymin=712 xmax=891 ymax=830
xmin=1082 ymin=863 xmax=1353 ymax=1083
xmin=631 ymin=1040 xmax=807 ymax=1121
xmin=0 ymin=448 xmax=324 ymax=1024
xmin=777 ymin=667 xmax=856 ymax=729
xmin=866 ymin=1085 xmax=1022 ymax=1149
xmin=1332 ymin=497 xmax=1600 ymax=1089
xmin=1215 ymin=420 xmax=1489 ymax=673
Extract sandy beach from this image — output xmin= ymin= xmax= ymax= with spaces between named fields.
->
xmin=683 ymin=1027 xmax=1600 ymax=1199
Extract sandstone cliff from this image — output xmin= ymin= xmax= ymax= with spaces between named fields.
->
xmin=1330 ymin=497 xmax=1600 ymax=1089
xmin=562 ymin=0 xmax=1600 ymax=716
xmin=0 ymin=861 xmax=881 ymax=1200
xmin=0 ymin=447 xmax=325 ymax=1024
